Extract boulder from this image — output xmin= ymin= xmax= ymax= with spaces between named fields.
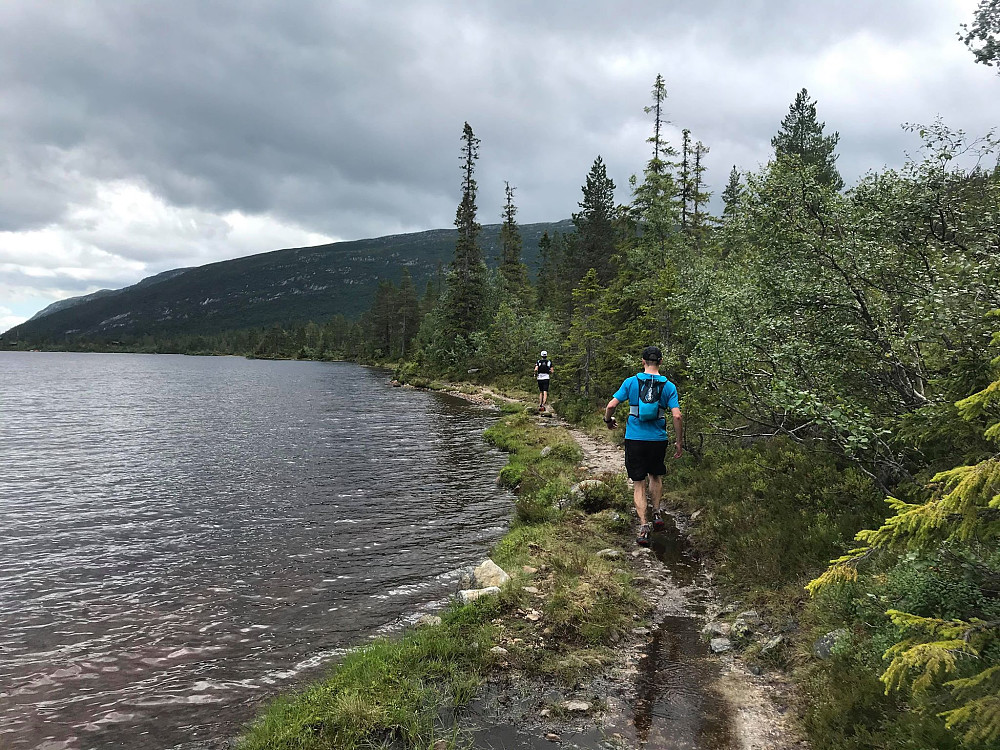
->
xmin=474 ymin=559 xmax=511 ymax=588
xmin=414 ymin=614 xmax=442 ymax=628
xmin=702 ymin=621 xmax=731 ymax=639
xmin=458 ymin=587 xmax=501 ymax=604
xmin=813 ymin=628 xmax=848 ymax=659
xmin=710 ymin=638 xmax=733 ymax=654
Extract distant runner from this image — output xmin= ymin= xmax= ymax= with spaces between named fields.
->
xmin=603 ymin=345 xmax=683 ymax=546
xmin=534 ymin=350 xmax=553 ymax=412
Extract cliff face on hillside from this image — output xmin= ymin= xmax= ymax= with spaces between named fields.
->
xmin=4 ymin=220 xmax=571 ymax=344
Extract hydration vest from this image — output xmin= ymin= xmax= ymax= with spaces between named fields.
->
xmin=629 ymin=373 xmax=667 ymax=422
xmin=536 ymin=359 xmax=552 ymax=375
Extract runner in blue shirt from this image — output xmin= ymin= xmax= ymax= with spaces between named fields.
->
xmin=603 ymin=346 xmax=683 ymax=546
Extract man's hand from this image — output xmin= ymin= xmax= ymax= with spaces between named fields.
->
xmin=604 ymin=416 xmax=617 ymax=430
xmin=673 ymin=441 xmax=683 ymax=459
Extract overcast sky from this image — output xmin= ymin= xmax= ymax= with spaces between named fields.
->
xmin=1 ymin=0 xmax=998 ymax=330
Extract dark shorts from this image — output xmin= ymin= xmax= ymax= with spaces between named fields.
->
xmin=624 ymin=439 xmax=667 ymax=481
xmin=537 ymin=378 xmax=550 ymax=392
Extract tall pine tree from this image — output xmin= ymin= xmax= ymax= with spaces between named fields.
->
xmin=771 ymin=88 xmax=844 ymax=190
xmin=571 ymin=156 xmax=618 ymax=284
xmin=442 ymin=122 xmax=489 ymax=337
xmin=498 ymin=181 xmax=530 ymax=305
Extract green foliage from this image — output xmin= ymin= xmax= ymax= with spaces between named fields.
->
xmin=771 ymin=87 xmax=844 ymax=190
xmin=961 ymin=0 xmax=1000 ymax=70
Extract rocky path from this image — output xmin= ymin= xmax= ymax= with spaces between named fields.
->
xmin=556 ymin=415 xmax=808 ymax=750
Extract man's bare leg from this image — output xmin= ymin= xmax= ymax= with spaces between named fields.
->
xmin=633 ymin=479 xmax=649 ymax=525
xmin=648 ymin=474 xmax=663 ymax=513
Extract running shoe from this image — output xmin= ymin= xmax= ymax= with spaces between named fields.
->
xmin=652 ymin=509 xmax=665 ymax=532
xmin=636 ymin=523 xmax=651 ymax=547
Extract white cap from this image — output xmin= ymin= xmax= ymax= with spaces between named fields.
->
xmin=540 ymin=350 xmax=547 ymax=357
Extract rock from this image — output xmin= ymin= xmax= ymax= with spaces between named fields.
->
xmin=458 ymin=587 xmax=500 ymax=604
xmin=813 ymin=629 xmax=848 ymax=659
xmin=414 ymin=614 xmax=442 ymax=627
xmin=433 ymin=740 xmax=448 ymax=750
xmin=540 ymin=708 xmax=551 ymax=717
xmin=490 ymin=646 xmax=509 ymax=656
xmin=761 ymin=635 xmax=785 ymax=655
xmin=540 ymin=446 xmax=553 ymax=457
xmin=749 ymin=663 xmax=763 ymax=676
xmin=710 ymin=638 xmax=733 ymax=654
xmin=522 ymin=565 xmax=538 ymax=574
xmin=524 ymin=610 xmax=542 ymax=622
xmin=596 ymin=548 xmax=622 ymax=559
xmin=569 ymin=479 xmax=606 ymax=497
xmin=562 ymin=700 xmax=592 ymax=712
xmin=522 ymin=586 xmax=541 ymax=594
xmin=474 ymin=559 xmax=511 ymax=588
xmin=732 ymin=610 xmax=763 ymax=641
xmin=690 ymin=509 xmax=703 ymax=520
xmin=631 ymin=627 xmax=650 ymax=636
xmin=544 ymin=733 xmax=561 ymax=742
xmin=390 ymin=380 xmax=402 ymax=387
xmin=701 ymin=621 xmax=731 ymax=638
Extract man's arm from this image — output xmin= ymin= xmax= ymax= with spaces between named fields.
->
xmin=671 ymin=407 xmax=683 ymax=458
xmin=603 ymin=397 xmax=620 ymax=429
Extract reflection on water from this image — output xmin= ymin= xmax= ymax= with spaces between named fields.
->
xmin=0 ymin=353 xmax=512 ymax=750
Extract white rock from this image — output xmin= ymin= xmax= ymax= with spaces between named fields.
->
xmin=540 ymin=446 xmax=553 ymax=457
xmin=414 ymin=614 xmax=442 ymax=627
xmin=522 ymin=586 xmax=541 ymax=594
xmin=569 ymin=479 xmax=606 ymax=497
xmin=710 ymin=637 xmax=733 ymax=654
xmin=458 ymin=586 xmax=501 ymax=604
xmin=596 ymin=548 xmax=621 ymax=559
xmin=474 ymin=559 xmax=511 ymax=588
xmin=562 ymin=700 xmax=592 ymax=712
xmin=702 ymin=621 xmax=731 ymax=638
xmin=522 ymin=565 xmax=538 ymax=574
xmin=490 ymin=646 xmax=509 ymax=656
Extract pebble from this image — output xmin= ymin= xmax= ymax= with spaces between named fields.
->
xmin=522 ymin=565 xmax=539 ymax=574
xmin=490 ymin=646 xmax=509 ymax=656
xmin=522 ymin=586 xmax=541 ymax=595
xmin=545 ymin=733 xmax=561 ymax=742
xmin=562 ymin=700 xmax=592 ymax=712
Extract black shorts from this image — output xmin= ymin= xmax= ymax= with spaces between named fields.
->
xmin=537 ymin=379 xmax=550 ymax=392
xmin=624 ymin=439 xmax=667 ymax=481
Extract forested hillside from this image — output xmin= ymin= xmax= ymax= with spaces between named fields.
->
xmin=1 ymin=220 xmax=569 ymax=347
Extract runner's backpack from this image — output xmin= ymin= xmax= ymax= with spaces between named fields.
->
xmin=630 ymin=374 xmax=666 ymax=422
xmin=536 ymin=359 xmax=551 ymax=375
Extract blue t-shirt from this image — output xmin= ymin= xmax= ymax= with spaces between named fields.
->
xmin=613 ymin=374 xmax=680 ymax=441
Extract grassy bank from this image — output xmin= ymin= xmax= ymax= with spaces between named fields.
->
xmin=237 ymin=398 xmax=647 ymax=750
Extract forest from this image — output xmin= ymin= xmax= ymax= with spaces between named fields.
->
xmin=39 ymin=4 xmax=1000 ymax=747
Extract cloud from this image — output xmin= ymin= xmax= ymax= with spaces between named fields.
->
xmin=0 ymin=0 xmax=997 ymax=317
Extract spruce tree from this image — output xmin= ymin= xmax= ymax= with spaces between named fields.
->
xmin=442 ymin=122 xmax=489 ymax=336
xmin=571 ymin=156 xmax=617 ymax=284
xmin=721 ymin=165 xmax=742 ymax=218
xmin=679 ymin=129 xmax=692 ymax=231
xmin=691 ymin=140 xmax=711 ymax=242
xmin=771 ymin=88 xmax=844 ymax=190
xmin=497 ymin=182 xmax=530 ymax=305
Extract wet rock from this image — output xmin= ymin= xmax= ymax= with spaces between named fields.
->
xmin=710 ymin=637 xmax=733 ymax=654
xmin=761 ymin=635 xmax=785 ymax=655
xmin=813 ymin=628 xmax=848 ymax=659
xmin=490 ymin=646 xmax=509 ymax=656
xmin=562 ymin=700 xmax=592 ymax=712
xmin=596 ymin=548 xmax=621 ymax=559
xmin=458 ymin=586 xmax=500 ymax=604
xmin=701 ymin=621 xmax=731 ymax=638
xmin=414 ymin=615 xmax=442 ymax=627
xmin=474 ymin=559 xmax=511 ymax=588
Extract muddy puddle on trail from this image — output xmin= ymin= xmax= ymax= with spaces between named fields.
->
xmin=465 ymin=516 xmax=738 ymax=749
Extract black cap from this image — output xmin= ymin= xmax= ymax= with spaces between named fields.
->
xmin=641 ymin=345 xmax=662 ymax=363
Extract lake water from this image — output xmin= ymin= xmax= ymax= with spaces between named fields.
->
xmin=0 ymin=352 xmax=512 ymax=750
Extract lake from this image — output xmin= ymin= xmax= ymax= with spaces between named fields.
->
xmin=0 ymin=352 xmax=512 ymax=749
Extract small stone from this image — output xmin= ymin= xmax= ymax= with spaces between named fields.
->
xmin=690 ymin=509 xmax=703 ymax=520
xmin=414 ymin=614 xmax=442 ymax=627
xmin=433 ymin=740 xmax=448 ymax=750
xmin=631 ymin=550 xmax=642 ymax=558
xmin=490 ymin=646 xmax=509 ymax=656
xmin=539 ymin=708 xmax=551 ymax=717
xmin=458 ymin=586 xmax=501 ymax=604
xmin=631 ymin=627 xmax=650 ymax=636
xmin=732 ymin=610 xmax=763 ymax=641
xmin=474 ymin=559 xmax=511 ymax=588
xmin=813 ymin=629 xmax=848 ymax=659
xmin=749 ymin=663 xmax=763 ymax=676
xmin=525 ymin=611 xmax=542 ymax=622
xmin=710 ymin=638 xmax=733 ymax=654
xmin=545 ymin=733 xmax=561 ymax=742
xmin=522 ymin=586 xmax=541 ymax=594
xmin=562 ymin=700 xmax=592 ymax=712
xmin=761 ymin=635 xmax=785 ymax=655
xmin=522 ymin=565 xmax=538 ymax=574
xmin=596 ymin=548 xmax=621 ymax=559
xmin=569 ymin=479 xmax=606 ymax=497
xmin=702 ymin=621 xmax=731 ymax=638
xmin=540 ymin=446 xmax=553 ymax=457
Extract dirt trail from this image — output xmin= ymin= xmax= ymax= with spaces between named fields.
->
xmin=556 ymin=415 xmax=808 ymax=750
